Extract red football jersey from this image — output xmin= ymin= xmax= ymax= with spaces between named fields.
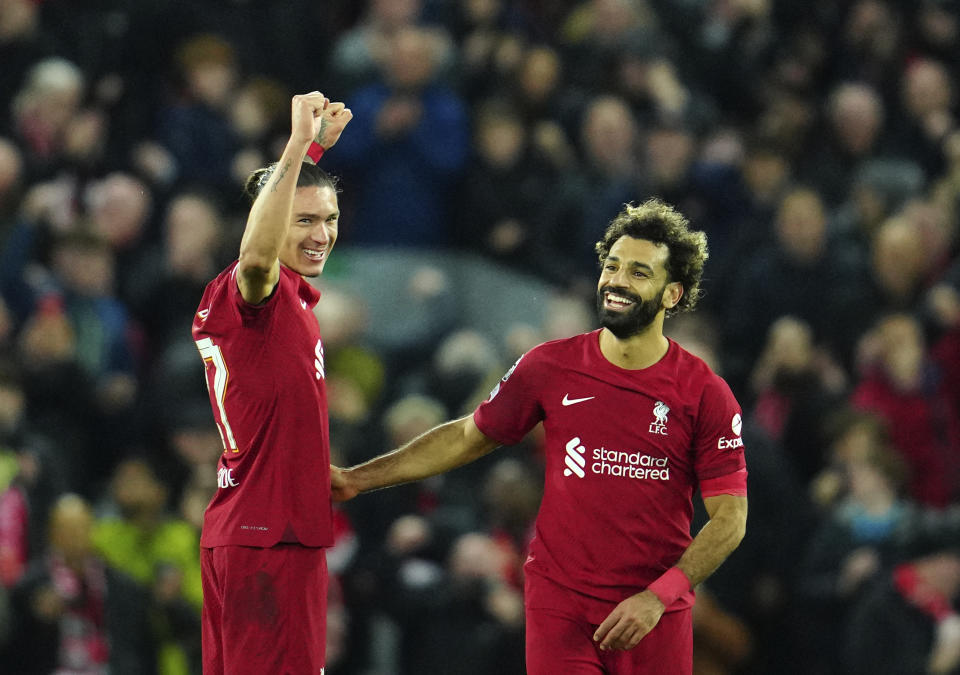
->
xmin=474 ymin=330 xmax=746 ymax=620
xmin=192 ymin=262 xmax=332 ymax=548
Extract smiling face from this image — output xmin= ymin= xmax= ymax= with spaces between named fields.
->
xmin=596 ymin=236 xmax=681 ymax=339
xmin=279 ymin=185 xmax=339 ymax=277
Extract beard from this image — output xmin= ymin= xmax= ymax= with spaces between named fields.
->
xmin=596 ymin=284 xmax=666 ymax=339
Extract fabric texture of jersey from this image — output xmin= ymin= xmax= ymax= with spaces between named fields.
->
xmin=474 ymin=330 xmax=746 ymax=621
xmin=192 ymin=261 xmax=332 ymax=548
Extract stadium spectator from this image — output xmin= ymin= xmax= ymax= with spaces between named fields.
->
xmin=852 ymin=313 xmax=960 ymax=507
xmin=454 ymin=100 xmax=555 ymax=274
xmin=724 ymin=187 xmax=870 ymax=388
xmin=546 ymin=94 xmax=643 ymax=285
xmin=802 ymin=82 xmax=889 ymax=206
xmin=92 ymin=457 xmax=202 ymax=675
xmin=844 ymin=548 xmax=960 ymax=675
xmin=157 ymin=33 xmax=240 ymax=193
xmin=10 ymin=57 xmax=84 ymax=178
xmin=749 ymin=316 xmax=847 ymax=483
xmin=330 ymin=25 xmax=468 ymax=247
xmin=2 ymin=494 xmax=156 ymax=674
xmin=328 ymin=0 xmax=427 ymax=97
xmin=797 ymin=431 xmax=911 ymax=673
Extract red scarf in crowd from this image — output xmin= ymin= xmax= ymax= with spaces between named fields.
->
xmin=47 ymin=553 xmax=110 ymax=674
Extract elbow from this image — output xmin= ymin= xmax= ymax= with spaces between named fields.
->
xmin=237 ymin=250 xmax=276 ymax=277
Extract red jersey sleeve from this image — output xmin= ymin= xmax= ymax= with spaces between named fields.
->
xmin=692 ymin=374 xmax=747 ymax=483
xmin=225 ymin=264 xmax=284 ymax=319
xmin=474 ymin=351 xmax=545 ymax=445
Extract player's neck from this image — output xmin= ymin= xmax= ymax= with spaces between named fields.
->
xmin=598 ymin=324 xmax=670 ymax=370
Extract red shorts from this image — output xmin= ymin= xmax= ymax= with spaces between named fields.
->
xmin=525 ymin=573 xmax=693 ymax=675
xmin=201 ymin=544 xmax=328 ymax=675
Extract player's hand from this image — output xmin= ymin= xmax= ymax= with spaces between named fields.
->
xmin=314 ymin=101 xmax=353 ymax=151
xmin=593 ymin=590 xmax=665 ymax=651
xmin=330 ymin=465 xmax=359 ymax=502
xmin=290 ymin=92 xmax=330 ymax=146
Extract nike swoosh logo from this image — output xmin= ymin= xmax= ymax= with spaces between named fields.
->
xmin=562 ymin=394 xmax=595 ymax=406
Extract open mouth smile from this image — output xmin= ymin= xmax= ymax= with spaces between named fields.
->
xmin=303 ymin=247 xmax=326 ymax=262
xmin=603 ymin=291 xmax=636 ymax=311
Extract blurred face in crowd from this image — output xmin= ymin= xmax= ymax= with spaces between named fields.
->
xmin=449 ymin=533 xmax=503 ymax=580
xmin=776 ymin=189 xmax=827 ymax=264
xmin=111 ymin=459 xmax=167 ymax=520
xmin=15 ymin=58 xmax=84 ymax=136
xmin=279 ymin=185 xmax=339 ymax=277
xmin=164 ymin=194 xmax=221 ymax=277
xmin=87 ymin=173 xmax=151 ymax=249
xmin=371 ymin=0 xmax=420 ymax=28
xmin=387 ymin=27 xmax=437 ymax=91
xmin=518 ymin=47 xmax=560 ymax=105
xmin=229 ymin=78 xmax=287 ymax=143
xmin=871 ymin=218 xmax=925 ymax=300
xmin=188 ymin=60 xmax=236 ymax=109
xmin=582 ymin=96 xmax=637 ymax=173
xmin=829 ymin=83 xmax=883 ymax=156
xmin=0 ymin=0 xmax=40 ymax=40
xmin=477 ymin=113 xmax=525 ymax=168
xmin=902 ymin=59 xmax=952 ymax=120
xmin=53 ymin=240 xmax=115 ymax=297
xmin=49 ymin=496 xmax=94 ymax=567
xmin=874 ymin=313 xmax=925 ymax=390
xmin=845 ymin=0 xmax=899 ymax=62
xmin=596 ymin=236 xmax=679 ymax=339
xmin=744 ymin=148 xmax=789 ymax=203
xmin=647 ymin=126 xmax=695 ymax=188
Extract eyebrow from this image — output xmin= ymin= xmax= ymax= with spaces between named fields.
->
xmin=295 ymin=211 xmax=339 ymax=219
xmin=605 ymin=255 xmax=656 ymax=274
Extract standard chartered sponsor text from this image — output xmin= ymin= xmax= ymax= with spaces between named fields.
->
xmin=592 ymin=447 xmax=669 ymax=480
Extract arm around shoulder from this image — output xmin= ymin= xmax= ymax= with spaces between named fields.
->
xmin=332 ymin=414 xmax=500 ymax=500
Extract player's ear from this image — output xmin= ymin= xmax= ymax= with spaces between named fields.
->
xmin=662 ymin=281 xmax=683 ymax=310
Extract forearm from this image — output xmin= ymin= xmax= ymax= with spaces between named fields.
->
xmin=595 ymin=495 xmax=747 ymax=650
xmin=345 ymin=415 xmax=499 ymax=493
xmin=674 ymin=497 xmax=748 ymax=587
xmin=239 ymin=137 xmax=310 ymax=263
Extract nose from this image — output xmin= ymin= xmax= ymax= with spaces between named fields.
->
xmin=606 ymin=266 xmax=630 ymax=288
xmin=311 ymin=223 xmax=331 ymax=244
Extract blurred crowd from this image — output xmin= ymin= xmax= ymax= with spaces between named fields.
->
xmin=0 ymin=0 xmax=959 ymax=673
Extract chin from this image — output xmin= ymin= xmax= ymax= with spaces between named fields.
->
xmin=288 ymin=262 xmax=323 ymax=278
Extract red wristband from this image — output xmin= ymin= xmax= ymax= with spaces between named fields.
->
xmin=306 ymin=142 xmax=325 ymax=162
xmin=646 ymin=567 xmax=690 ymax=608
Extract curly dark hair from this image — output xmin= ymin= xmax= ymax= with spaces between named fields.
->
xmin=594 ymin=199 xmax=708 ymax=316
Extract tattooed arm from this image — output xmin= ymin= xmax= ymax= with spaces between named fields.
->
xmin=237 ymin=92 xmax=329 ymax=304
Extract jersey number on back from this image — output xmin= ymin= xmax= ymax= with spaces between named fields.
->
xmin=195 ymin=338 xmax=239 ymax=452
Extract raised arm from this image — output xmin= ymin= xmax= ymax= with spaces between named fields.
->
xmin=331 ymin=414 xmax=501 ymax=501
xmin=237 ymin=92 xmax=352 ymax=304
xmin=593 ymin=493 xmax=748 ymax=651
xmin=237 ymin=92 xmax=326 ymax=304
